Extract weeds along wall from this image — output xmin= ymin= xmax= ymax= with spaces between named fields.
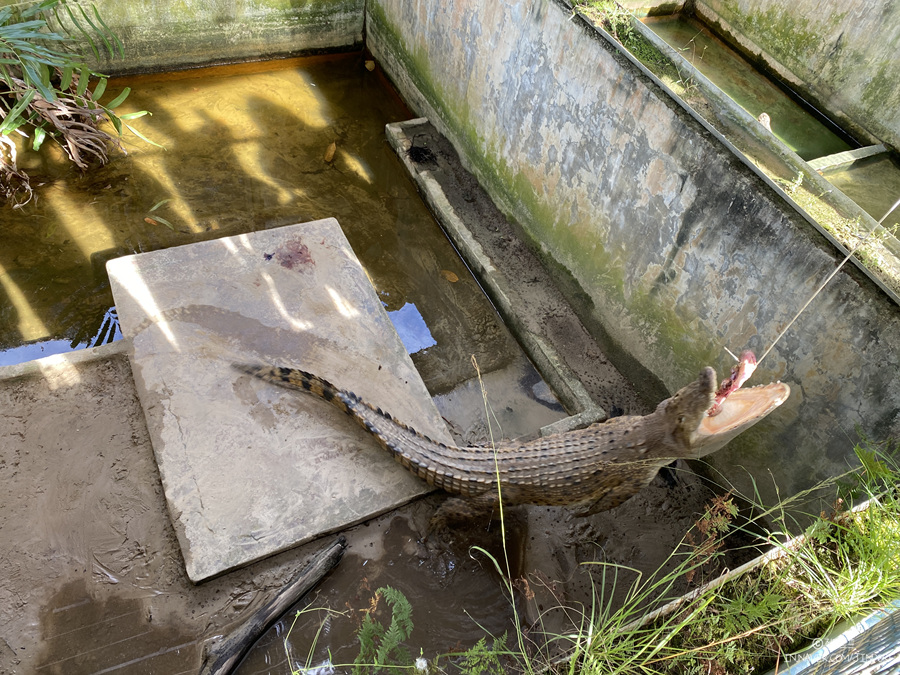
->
xmin=366 ymin=0 xmax=900 ymax=504
xmin=695 ymin=0 xmax=900 ymax=149
xmin=84 ymin=0 xmax=365 ymax=73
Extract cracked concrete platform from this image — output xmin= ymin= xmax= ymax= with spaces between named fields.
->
xmin=107 ymin=218 xmax=450 ymax=582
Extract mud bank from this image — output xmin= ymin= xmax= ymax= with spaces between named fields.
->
xmin=0 ymin=326 xmax=731 ymax=673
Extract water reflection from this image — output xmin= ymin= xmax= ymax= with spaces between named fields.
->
xmin=0 ymin=307 xmax=120 ymax=367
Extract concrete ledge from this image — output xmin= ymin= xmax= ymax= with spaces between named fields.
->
xmin=808 ymin=144 xmax=890 ymax=173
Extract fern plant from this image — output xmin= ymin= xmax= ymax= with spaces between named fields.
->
xmin=0 ymin=0 xmax=148 ymax=205
xmin=353 ymin=586 xmax=414 ymax=674
xmin=456 ymin=633 xmax=509 ymax=675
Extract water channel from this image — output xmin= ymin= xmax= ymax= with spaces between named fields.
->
xmin=643 ymin=15 xmax=854 ymax=162
xmin=822 ymin=153 xmax=900 ymax=230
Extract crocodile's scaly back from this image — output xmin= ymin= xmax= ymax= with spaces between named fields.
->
xmin=234 ymin=364 xmax=718 ymax=518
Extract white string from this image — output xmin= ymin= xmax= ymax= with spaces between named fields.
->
xmin=756 ymin=195 xmax=900 ymax=366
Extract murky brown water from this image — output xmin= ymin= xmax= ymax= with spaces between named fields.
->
xmin=237 ymin=516 xmax=526 ymax=674
xmin=0 ymin=52 xmax=565 ymax=436
xmin=643 ymin=15 xmax=854 ymax=161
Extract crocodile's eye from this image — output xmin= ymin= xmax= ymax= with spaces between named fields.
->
xmin=678 ymin=414 xmax=685 ymax=424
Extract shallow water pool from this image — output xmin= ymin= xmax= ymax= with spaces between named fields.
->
xmin=0 ymin=52 xmax=565 ymax=438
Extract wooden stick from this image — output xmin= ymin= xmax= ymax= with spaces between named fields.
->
xmin=199 ymin=536 xmax=347 ymax=675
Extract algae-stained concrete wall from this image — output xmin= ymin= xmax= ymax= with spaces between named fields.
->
xmin=367 ymin=0 xmax=900 ymax=500
xmin=85 ymin=0 xmax=364 ymax=73
xmin=695 ymin=0 xmax=900 ymax=149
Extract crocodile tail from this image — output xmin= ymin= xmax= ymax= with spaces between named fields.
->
xmin=233 ymin=363 xmax=482 ymax=493
xmin=233 ymin=364 xmax=356 ymax=415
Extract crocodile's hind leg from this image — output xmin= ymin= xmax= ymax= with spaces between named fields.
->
xmin=429 ymin=491 xmax=501 ymax=532
xmin=657 ymin=460 xmax=679 ymax=488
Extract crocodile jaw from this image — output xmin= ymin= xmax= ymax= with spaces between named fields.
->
xmin=691 ymin=382 xmax=791 ymax=457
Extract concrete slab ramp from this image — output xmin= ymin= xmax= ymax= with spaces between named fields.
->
xmin=108 ymin=218 xmax=450 ymax=582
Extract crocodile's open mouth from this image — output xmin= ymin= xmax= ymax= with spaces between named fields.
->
xmin=692 ymin=351 xmax=791 ymax=457
xmin=694 ymin=381 xmax=791 ymax=454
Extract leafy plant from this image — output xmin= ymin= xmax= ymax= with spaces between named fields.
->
xmin=0 ymin=0 xmax=149 ymax=205
xmin=279 ymin=382 xmax=898 ymax=674
xmin=683 ymin=493 xmax=739 ymax=585
xmin=574 ymin=1 xmax=672 ymax=71
xmin=456 ymin=633 xmax=509 ymax=675
xmin=283 ymin=604 xmax=347 ymax=675
xmin=544 ymin=439 xmax=900 ymax=674
xmin=353 ymin=586 xmax=415 ymax=674
xmin=775 ymin=170 xmax=805 ymax=195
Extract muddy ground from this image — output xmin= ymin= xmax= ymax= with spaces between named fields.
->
xmin=0 ymin=346 xmax=737 ymax=674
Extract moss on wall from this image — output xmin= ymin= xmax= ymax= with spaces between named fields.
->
xmin=84 ymin=0 xmax=364 ymax=73
xmin=369 ymin=0 xmax=735 ymax=389
xmin=697 ymin=0 xmax=900 ymax=149
xmin=718 ymin=0 xmax=844 ymax=63
xmin=861 ymin=61 xmax=897 ymax=111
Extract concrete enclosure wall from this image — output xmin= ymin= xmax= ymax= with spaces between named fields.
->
xmin=83 ymin=0 xmax=365 ymax=74
xmin=366 ymin=0 xmax=900 ymax=501
xmin=695 ymin=0 xmax=900 ymax=149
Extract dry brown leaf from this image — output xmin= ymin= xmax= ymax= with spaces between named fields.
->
xmin=324 ymin=141 xmax=336 ymax=163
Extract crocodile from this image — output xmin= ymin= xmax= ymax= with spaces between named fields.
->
xmin=233 ymin=359 xmax=789 ymax=524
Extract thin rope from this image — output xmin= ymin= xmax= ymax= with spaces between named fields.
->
xmin=757 ymin=195 xmax=900 ymax=366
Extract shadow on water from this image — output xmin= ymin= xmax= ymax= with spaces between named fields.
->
xmin=33 ymin=513 xmax=523 ymax=675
